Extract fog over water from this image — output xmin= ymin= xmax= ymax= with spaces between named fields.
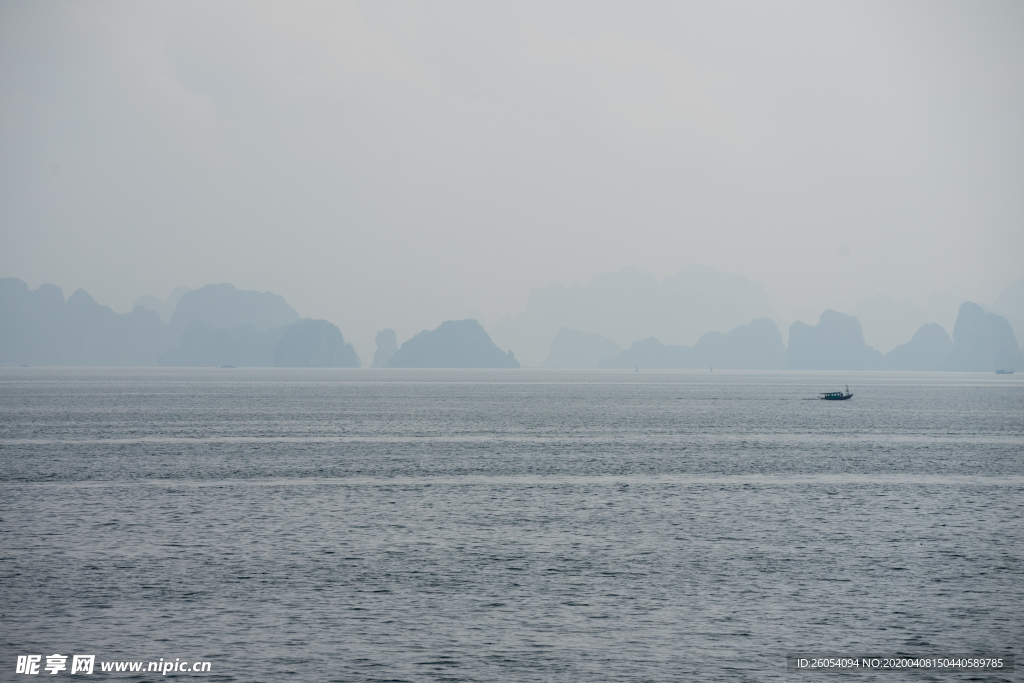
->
xmin=2 ymin=1 xmax=1024 ymax=358
xmin=3 ymin=7 xmax=1023 ymax=679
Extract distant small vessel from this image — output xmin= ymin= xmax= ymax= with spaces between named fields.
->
xmin=995 ymin=369 xmax=1014 ymax=374
xmin=819 ymin=385 xmax=853 ymax=400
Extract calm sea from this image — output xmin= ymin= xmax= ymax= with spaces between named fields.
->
xmin=1 ymin=368 xmax=1021 ymax=681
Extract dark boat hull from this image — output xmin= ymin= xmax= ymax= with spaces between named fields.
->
xmin=820 ymin=394 xmax=853 ymax=400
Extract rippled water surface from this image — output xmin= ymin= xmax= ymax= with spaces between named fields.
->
xmin=1 ymin=368 xmax=1021 ymax=681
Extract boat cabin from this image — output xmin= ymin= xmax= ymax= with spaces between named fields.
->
xmin=819 ymin=385 xmax=853 ymax=400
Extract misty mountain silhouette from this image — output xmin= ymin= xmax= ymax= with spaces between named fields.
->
xmin=884 ymin=323 xmax=953 ymax=371
xmin=387 ymin=319 xmax=520 ymax=368
xmin=161 ymin=318 xmax=361 ymax=368
xmin=273 ymin=319 xmax=360 ymax=367
xmin=1 ymin=278 xmax=364 ymax=368
xmin=949 ymin=302 xmax=1022 ymax=371
xmin=883 ymin=303 xmax=1022 ymax=371
xmin=787 ymin=310 xmax=883 ymax=370
xmin=854 ymin=294 xmax=928 ymax=354
xmin=170 ymin=283 xmax=299 ymax=334
xmin=372 ymin=329 xmax=398 ymax=368
xmin=134 ymin=287 xmax=191 ymax=325
xmin=490 ymin=265 xmax=775 ymax=367
xmin=787 ymin=303 xmax=1022 ymax=372
xmin=159 ymin=322 xmax=286 ymax=367
xmin=993 ymin=278 xmax=1024 ymax=350
xmin=63 ymin=289 xmax=176 ymax=366
xmin=4 ymin=276 xmax=1019 ymax=371
xmin=600 ymin=318 xmax=785 ymax=369
xmin=1 ymin=279 xmax=75 ymax=365
xmin=541 ymin=328 xmax=620 ymax=369
xmin=1 ymin=278 xmax=174 ymax=366
xmin=599 ymin=337 xmax=687 ymax=369
xmin=691 ymin=318 xmax=787 ymax=370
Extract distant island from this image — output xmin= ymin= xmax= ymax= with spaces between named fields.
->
xmin=170 ymin=283 xmax=300 ymax=334
xmin=490 ymin=265 xmax=776 ymax=367
xmin=384 ymin=319 xmax=520 ymax=368
xmin=0 ymin=278 xmax=359 ymax=368
xmin=371 ymin=328 xmax=398 ymax=367
xmin=600 ymin=318 xmax=786 ymax=370
xmin=273 ymin=319 xmax=360 ymax=368
xmin=1 ymin=276 xmax=1021 ymax=371
xmin=590 ymin=304 xmax=1020 ymax=372
xmin=787 ymin=310 xmax=883 ymax=370
xmin=1 ymin=279 xmax=173 ymax=366
xmin=786 ymin=304 xmax=1022 ymax=371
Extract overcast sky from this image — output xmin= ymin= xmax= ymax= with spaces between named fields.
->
xmin=2 ymin=0 xmax=1023 ymax=355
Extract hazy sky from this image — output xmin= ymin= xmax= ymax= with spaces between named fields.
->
xmin=2 ymin=0 xmax=1023 ymax=356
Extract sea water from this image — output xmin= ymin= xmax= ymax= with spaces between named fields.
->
xmin=0 ymin=368 xmax=1021 ymax=681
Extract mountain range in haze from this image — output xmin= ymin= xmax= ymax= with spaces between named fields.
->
xmin=2 ymin=268 xmax=1022 ymax=371
xmin=489 ymin=265 xmax=776 ymax=367
xmin=0 ymin=280 xmax=358 ymax=368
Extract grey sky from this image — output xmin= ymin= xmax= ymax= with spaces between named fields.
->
xmin=2 ymin=1 xmax=1023 ymax=357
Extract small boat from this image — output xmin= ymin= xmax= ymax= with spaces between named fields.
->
xmin=995 ymin=369 xmax=1014 ymax=374
xmin=819 ymin=385 xmax=853 ymax=400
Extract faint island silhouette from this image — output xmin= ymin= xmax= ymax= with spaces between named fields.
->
xmin=600 ymin=318 xmax=785 ymax=370
xmin=134 ymin=286 xmax=190 ymax=325
xmin=948 ymin=302 xmax=1023 ymax=371
xmin=542 ymin=328 xmax=620 ymax=369
xmin=170 ymin=283 xmax=299 ymax=335
xmin=1 ymin=276 xmax=1020 ymax=371
xmin=371 ymin=329 xmax=399 ymax=368
xmin=490 ymin=265 xmax=776 ymax=367
xmin=0 ymin=278 xmax=361 ymax=367
xmin=387 ymin=319 xmax=520 ymax=368
xmin=1 ymin=278 xmax=174 ymax=365
xmin=159 ymin=318 xmax=360 ymax=368
xmin=884 ymin=323 xmax=953 ymax=371
xmin=787 ymin=310 xmax=883 ymax=370
xmin=273 ymin=319 xmax=359 ymax=368
xmin=159 ymin=322 xmax=285 ymax=367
